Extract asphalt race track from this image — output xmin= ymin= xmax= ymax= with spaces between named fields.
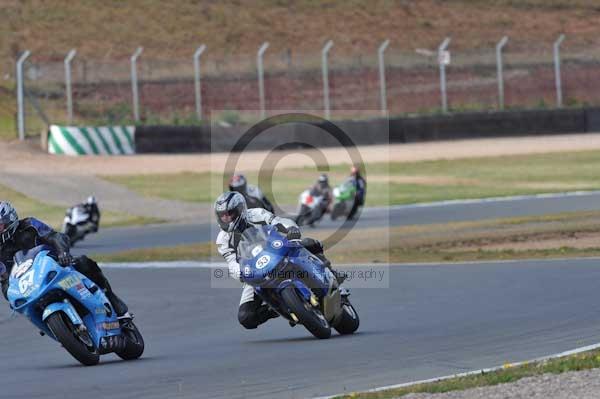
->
xmin=1 ymin=259 xmax=600 ymax=398
xmin=74 ymin=191 xmax=600 ymax=254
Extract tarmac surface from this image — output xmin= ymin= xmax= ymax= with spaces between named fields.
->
xmin=1 ymin=259 xmax=600 ymax=398
xmin=72 ymin=191 xmax=600 ymax=254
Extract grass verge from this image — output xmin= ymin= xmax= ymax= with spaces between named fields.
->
xmin=103 ymin=150 xmax=600 ymax=207
xmin=0 ymin=183 xmax=162 ymax=229
xmin=93 ymin=243 xmax=214 ymax=263
xmin=91 ymin=210 xmax=600 ymax=264
xmin=333 ymin=349 xmax=600 ymax=398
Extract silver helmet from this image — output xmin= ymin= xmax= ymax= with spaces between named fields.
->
xmin=214 ymin=192 xmax=248 ymax=232
xmin=0 ymin=201 xmax=19 ymax=243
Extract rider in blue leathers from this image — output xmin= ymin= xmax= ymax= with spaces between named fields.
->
xmin=0 ymin=201 xmax=128 ymax=316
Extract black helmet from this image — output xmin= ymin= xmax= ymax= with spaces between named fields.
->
xmin=0 ymin=201 xmax=19 ymax=243
xmin=229 ymin=174 xmax=248 ymax=195
xmin=318 ymin=173 xmax=329 ymax=187
xmin=214 ymin=191 xmax=248 ymax=232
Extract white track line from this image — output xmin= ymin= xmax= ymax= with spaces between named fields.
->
xmin=313 ymin=342 xmax=600 ymax=399
xmin=99 ymin=257 xmax=600 ymax=269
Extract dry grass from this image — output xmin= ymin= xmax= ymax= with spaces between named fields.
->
xmin=1 ymin=0 xmax=599 ymax=67
xmin=93 ymin=210 xmax=600 ymax=264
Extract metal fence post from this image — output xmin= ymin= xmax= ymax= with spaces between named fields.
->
xmin=16 ymin=50 xmax=31 ymax=141
xmin=554 ymin=34 xmax=566 ymax=108
xmin=130 ymin=47 xmax=144 ymax=122
xmin=321 ymin=40 xmax=334 ymax=120
xmin=438 ymin=37 xmax=451 ymax=113
xmin=257 ymin=42 xmax=270 ymax=119
xmin=496 ymin=36 xmax=508 ymax=110
xmin=378 ymin=39 xmax=390 ymax=116
xmin=64 ymin=49 xmax=77 ymax=124
xmin=193 ymin=45 xmax=206 ymax=120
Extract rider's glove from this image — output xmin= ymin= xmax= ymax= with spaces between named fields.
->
xmin=286 ymin=226 xmax=301 ymax=240
xmin=58 ymin=252 xmax=73 ymax=266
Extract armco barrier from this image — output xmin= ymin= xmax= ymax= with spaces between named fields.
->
xmin=135 ymin=108 xmax=596 ymax=154
xmin=48 ymin=125 xmax=135 ymax=155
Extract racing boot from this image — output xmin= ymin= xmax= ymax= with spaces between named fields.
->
xmin=256 ymin=305 xmax=279 ymax=325
xmin=99 ymin=278 xmax=129 ymax=317
xmin=105 ymin=289 xmax=129 ymax=318
xmin=315 ymin=253 xmax=346 ymax=284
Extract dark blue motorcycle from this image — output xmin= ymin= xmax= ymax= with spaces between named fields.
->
xmin=6 ymin=245 xmax=144 ymax=366
xmin=238 ymin=225 xmax=359 ymax=339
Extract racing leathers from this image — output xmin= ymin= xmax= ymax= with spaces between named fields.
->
xmin=216 ymin=208 xmax=327 ymax=329
xmin=82 ymin=202 xmax=101 ymax=232
xmin=0 ymin=218 xmax=128 ymax=316
xmin=347 ymin=174 xmax=366 ymax=220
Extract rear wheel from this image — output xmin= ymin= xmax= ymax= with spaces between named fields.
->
xmin=334 ymin=301 xmax=360 ymax=335
xmin=46 ymin=312 xmax=99 ymax=366
xmin=281 ymin=286 xmax=331 ymax=339
xmin=115 ymin=320 xmax=144 ymax=360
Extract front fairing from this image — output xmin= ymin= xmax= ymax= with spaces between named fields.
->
xmin=7 ymin=246 xmax=121 ymax=347
xmin=238 ymin=226 xmax=332 ymax=295
xmin=8 ymin=249 xmax=60 ymax=307
xmin=238 ymin=226 xmax=292 ymax=286
xmin=334 ymin=180 xmax=356 ymax=201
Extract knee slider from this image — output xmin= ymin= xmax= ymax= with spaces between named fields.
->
xmin=238 ymin=308 xmax=259 ymax=329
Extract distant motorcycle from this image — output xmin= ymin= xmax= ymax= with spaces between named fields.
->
xmin=6 ymin=245 xmax=144 ymax=365
xmin=331 ymin=179 xmax=358 ymax=221
xmin=238 ymin=225 xmax=359 ymax=339
xmin=62 ymin=205 xmax=98 ymax=246
xmin=295 ymin=189 xmax=326 ymax=227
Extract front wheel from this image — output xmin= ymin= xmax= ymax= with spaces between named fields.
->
xmin=281 ymin=286 xmax=331 ymax=339
xmin=334 ymin=301 xmax=360 ymax=335
xmin=331 ymin=203 xmax=344 ymax=221
xmin=115 ymin=320 xmax=145 ymax=360
xmin=296 ymin=205 xmax=310 ymax=226
xmin=46 ymin=312 xmax=99 ymax=366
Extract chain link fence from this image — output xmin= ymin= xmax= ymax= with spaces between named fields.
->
xmin=8 ymin=37 xmax=600 ymax=138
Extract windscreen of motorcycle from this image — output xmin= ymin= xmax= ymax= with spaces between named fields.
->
xmin=238 ymin=226 xmax=287 ymax=284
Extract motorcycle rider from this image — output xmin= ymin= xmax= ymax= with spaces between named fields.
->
xmin=310 ymin=173 xmax=333 ymax=214
xmin=347 ymin=166 xmax=366 ymax=220
xmin=215 ymin=191 xmax=342 ymax=330
xmin=82 ymin=196 xmax=101 ymax=232
xmin=0 ymin=201 xmax=129 ymax=317
xmin=229 ymin=173 xmax=274 ymax=213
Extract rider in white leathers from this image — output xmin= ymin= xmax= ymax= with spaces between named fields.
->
xmin=215 ymin=191 xmax=334 ymax=329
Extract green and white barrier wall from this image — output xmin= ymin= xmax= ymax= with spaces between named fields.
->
xmin=48 ymin=125 xmax=135 ymax=155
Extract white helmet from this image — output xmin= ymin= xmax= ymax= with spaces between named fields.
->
xmin=86 ymin=196 xmax=97 ymax=205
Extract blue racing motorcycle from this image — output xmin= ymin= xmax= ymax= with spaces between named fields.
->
xmin=6 ymin=245 xmax=144 ymax=366
xmin=238 ymin=225 xmax=359 ymax=339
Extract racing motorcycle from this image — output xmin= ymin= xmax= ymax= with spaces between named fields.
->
xmin=331 ymin=179 xmax=358 ymax=221
xmin=62 ymin=205 xmax=97 ymax=246
xmin=6 ymin=245 xmax=144 ymax=366
xmin=295 ymin=188 xmax=326 ymax=227
xmin=238 ymin=225 xmax=359 ymax=339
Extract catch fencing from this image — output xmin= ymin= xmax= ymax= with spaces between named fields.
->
xmin=7 ymin=34 xmax=600 ymax=139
